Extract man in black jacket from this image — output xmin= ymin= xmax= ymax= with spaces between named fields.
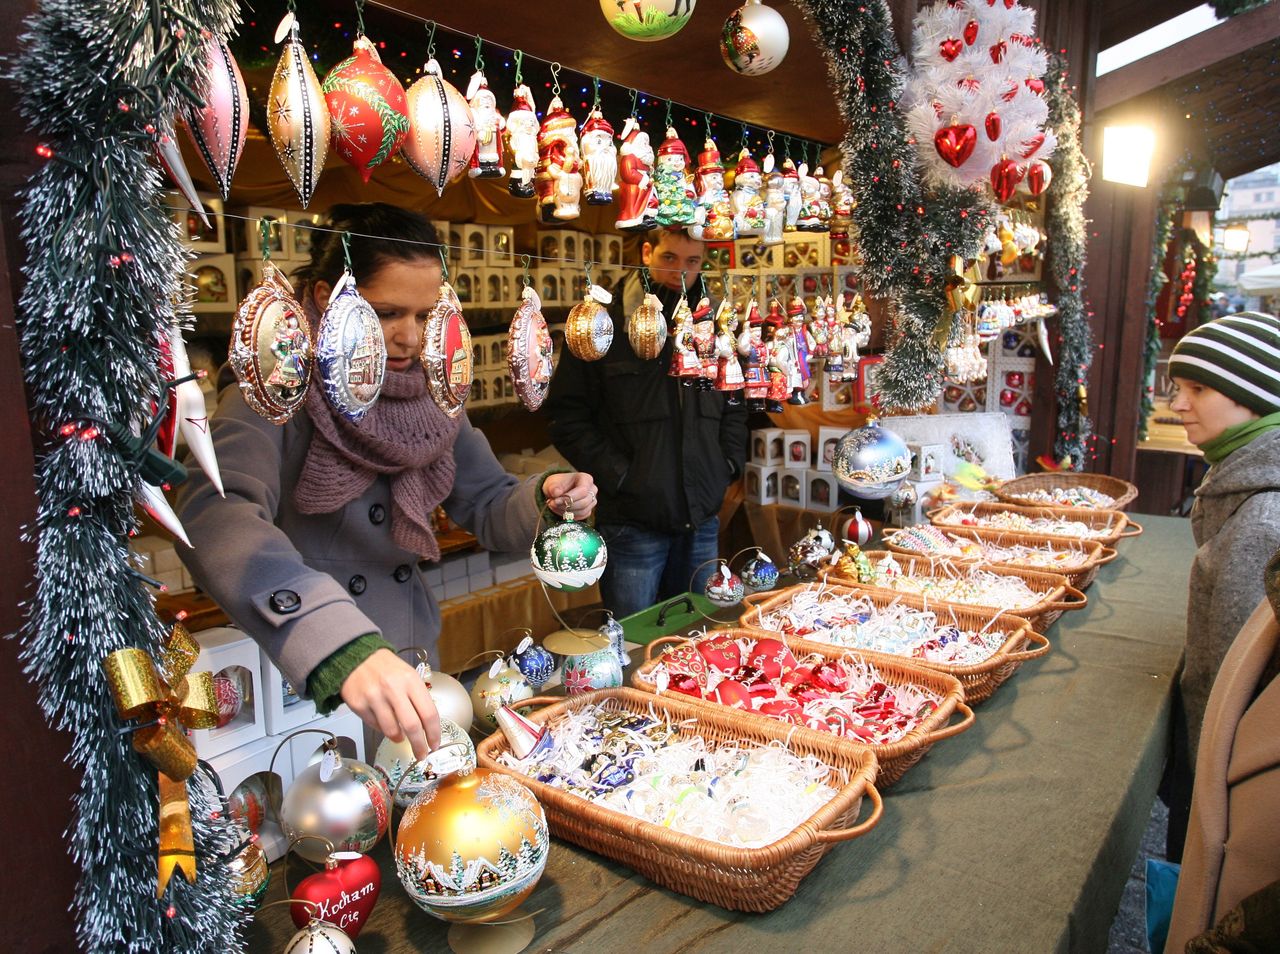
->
xmin=545 ymin=230 xmax=749 ymax=616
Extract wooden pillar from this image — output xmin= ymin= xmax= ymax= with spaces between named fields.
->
xmin=0 ymin=2 xmax=81 ymax=949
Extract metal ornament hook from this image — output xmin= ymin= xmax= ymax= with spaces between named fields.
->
xmin=473 ymin=34 xmax=484 ymax=71
xmin=550 ymin=61 xmax=562 ymax=96
xmin=521 ymin=253 xmax=532 ymax=287
xmin=512 ymin=49 xmax=524 ymax=84
xmin=259 ymin=217 xmax=273 ymax=264
xmin=425 ymin=20 xmax=437 ymax=59
xmin=440 ymin=243 xmax=450 ymax=282
xmin=341 ymin=231 xmax=353 ymax=275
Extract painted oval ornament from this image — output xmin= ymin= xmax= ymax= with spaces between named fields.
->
xmin=321 ymin=34 xmax=410 ymax=183
xmin=229 ymin=262 xmax=312 ymax=425
xmin=404 ymin=58 xmax=477 ymax=195
xmin=565 ymin=286 xmax=615 ymax=361
xmin=316 ymin=271 xmax=386 ymax=424
xmin=506 ymin=286 xmax=554 ymax=411
xmin=420 ymin=281 xmax=472 ymax=418
xmin=269 ymin=15 xmax=331 ymax=208
xmin=627 ymin=291 xmax=668 ymax=360
xmin=181 ymin=34 xmax=248 ymax=200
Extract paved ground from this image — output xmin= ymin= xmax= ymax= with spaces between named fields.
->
xmin=1108 ymin=798 xmax=1170 ymax=954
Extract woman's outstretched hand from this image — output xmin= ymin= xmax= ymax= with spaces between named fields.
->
xmin=341 ymin=649 xmax=441 ymax=759
xmin=543 ymin=471 xmax=598 ymax=518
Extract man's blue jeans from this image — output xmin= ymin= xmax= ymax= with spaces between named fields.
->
xmin=596 ymin=516 xmax=720 ymax=618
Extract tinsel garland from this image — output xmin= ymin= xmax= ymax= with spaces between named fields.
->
xmin=1042 ymin=56 xmax=1094 ymax=469
xmin=11 ymin=1 xmax=249 ymax=951
xmin=797 ymin=0 xmax=991 ymax=410
xmin=1138 ymin=195 xmax=1181 ymax=440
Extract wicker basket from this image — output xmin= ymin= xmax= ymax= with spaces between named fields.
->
xmin=929 ymin=501 xmax=1143 ymax=548
xmin=474 ymin=688 xmax=882 ymax=912
xmin=994 ymin=472 xmax=1139 ymax=512
xmin=819 ymin=550 xmax=1087 ymax=631
xmin=882 ymin=525 xmax=1119 ymax=591
xmin=632 ymin=630 xmax=973 ymax=788
xmin=738 ymin=582 xmax=1049 ymax=704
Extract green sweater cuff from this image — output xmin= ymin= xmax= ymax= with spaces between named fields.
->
xmin=305 ymin=633 xmax=397 ymax=715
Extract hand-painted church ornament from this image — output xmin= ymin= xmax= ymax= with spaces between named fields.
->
xmin=316 ymin=271 xmax=387 ymax=424
xmin=420 ymin=279 xmax=473 ymax=419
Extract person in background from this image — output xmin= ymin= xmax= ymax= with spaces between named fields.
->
xmin=1163 ymin=311 xmax=1280 ymax=858
xmin=544 ymin=229 xmax=748 ymax=617
xmin=176 ymin=204 xmax=596 ymax=759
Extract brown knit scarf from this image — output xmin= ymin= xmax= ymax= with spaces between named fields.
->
xmin=295 ymin=365 xmax=461 ymax=560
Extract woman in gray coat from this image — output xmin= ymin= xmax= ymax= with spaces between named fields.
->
xmin=176 ymin=204 xmax=596 ymax=761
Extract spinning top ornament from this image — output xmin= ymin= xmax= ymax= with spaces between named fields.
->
xmin=740 ymin=549 xmax=779 ymax=592
xmin=375 ymin=717 xmax=476 ymax=809
xmin=703 ymin=561 xmax=745 ymax=606
xmin=470 ymin=656 xmax=534 ymax=731
xmin=280 ymin=739 xmax=391 ymax=863
xmin=531 ymin=513 xmax=607 ymax=591
xmin=832 ymin=419 xmax=911 ymax=500
xmin=394 ymin=767 xmax=550 ymax=924
xmin=510 ymin=634 xmax=556 ymax=690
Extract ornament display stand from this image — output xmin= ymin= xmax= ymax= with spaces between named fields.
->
xmin=447 ymin=910 xmax=539 ymax=954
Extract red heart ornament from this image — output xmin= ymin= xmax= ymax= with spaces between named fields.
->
xmin=1025 ymin=159 xmax=1052 ymax=195
xmin=990 ymin=158 xmax=1025 ymax=202
xmin=1020 ymin=132 xmax=1046 ymax=158
xmin=1025 ymin=76 xmax=1046 ymax=96
xmin=780 ymin=665 xmax=814 ymax=690
xmin=711 ymin=679 xmax=753 ymax=709
xmin=939 ymin=37 xmax=963 ymax=61
xmin=696 ymin=635 xmax=742 ymax=673
xmin=661 ymin=644 xmax=710 ymax=686
xmin=291 ymin=852 xmax=381 ymax=939
xmin=747 ymin=638 xmax=798 ymax=679
xmin=1005 ymin=0 xmax=1016 ymax=7
xmin=758 ymin=698 xmax=804 ymax=722
xmin=984 ymin=111 xmax=1002 ymax=141
xmin=990 ymin=40 xmax=1007 ymax=63
xmin=963 ymin=19 xmax=979 ymax=44
xmin=1001 ymin=81 xmax=1019 ymax=102
xmin=934 ymin=124 xmax=977 ymax=168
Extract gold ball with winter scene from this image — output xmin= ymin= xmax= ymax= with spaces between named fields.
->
xmin=394 ymin=766 xmax=549 ymax=923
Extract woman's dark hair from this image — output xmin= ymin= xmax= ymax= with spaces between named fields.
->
xmin=292 ymin=202 xmax=442 ymax=289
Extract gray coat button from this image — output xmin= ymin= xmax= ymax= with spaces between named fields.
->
xmin=269 ymin=590 xmax=301 ymax=614
xmin=348 ymin=575 xmax=367 ymax=595
xmin=368 ymin=504 xmax=386 ymax=525
xmin=393 ymin=564 xmax=412 ymax=583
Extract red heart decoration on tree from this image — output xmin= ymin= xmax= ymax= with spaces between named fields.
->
xmin=934 ymin=124 xmax=977 ymax=168
xmin=1025 ymin=159 xmax=1052 ymax=195
xmin=991 ymin=158 xmax=1026 ymax=202
xmin=985 ymin=112 xmax=1002 ymax=141
xmin=990 ymin=40 xmax=1007 ymax=63
xmin=1019 ymin=132 xmax=1046 ymax=159
xmin=1001 ymin=81 xmax=1019 ymax=102
xmin=1005 ymin=0 xmax=1016 ymax=7
xmin=963 ymin=19 xmax=979 ymax=44
xmin=939 ymin=37 xmax=963 ymax=61
xmin=696 ymin=635 xmax=742 ymax=673
xmin=291 ymin=852 xmax=381 ymax=939
xmin=1025 ymin=76 xmax=1046 ymax=96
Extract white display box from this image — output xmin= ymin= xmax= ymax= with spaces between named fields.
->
xmin=206 ymin=733 xmax=292 ymax=862
xmin=443 ymin=578 xmax=469 ymax=599
xmin=537 ymin=232 xmax=562 ymax=263
xmin=446 ymin=225 xmax=464 ymax=264
xmin=494 ymin=560 xmax=533 ymax=585
xmin=286 ymin=211 xmax=325 ymax=261
xmin=421 ymin=565 xmax=444 ymax=587
xmin=260 ymin=644 xmax=317 ymax=736
xmin=908 ymin=442 xmax=947 ymax=481
xmin=288 ymin=705 xmax=365 ymax=768
xmin=560 ymin=231 xmax=584 ymax=264
xmin=820 ymin=373 xmax=855 ymax=412
xmin=453 ymin=271 xmax=478 ymax=306
xmin=486 ymin=336 xmax=506 ymax=369
xmin=440 ymin=557 xmax=468 ymax=582
xmin=471 ymin=337 xmax=487 ymax=372
xmin=486 ymin=225 xmax=515 ymax=267
xmin=599 ymin=234 xmax=623 ymax=267
xmin=191 ymin=627 xmax=267 ymax=759
xmin=535 ymin=267 xmax=566 ymax=306
xmin=466 ymin=551 xmax=491 ymax=574
xmin=468 ymin=571 xmax=494 ymax=592
xmin=481 ymin=268 xmax=518 ymax=308
xmin=783 ymin=429 xmax=811 ymax=470
xmin=750 ymin=428 xmax=785 ymax=465
xmin=565 ymin=268 xmax=589 ymax=303
xmin=816 ymin=426 xmax=845 ymax=472
xmin=744 ymin=464 xmax=780 ymax=505
xmin=778 ymin=470 xmax=807 ymax=509
xmin=807 ymin=469 xmax=840 ymax=512
xmin=462 ymin=224 xmax=488 ymax=267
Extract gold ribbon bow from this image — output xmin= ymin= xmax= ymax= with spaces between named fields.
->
xmin=102 ymin=622 xmax=219 ymax=895
xmin=936 ymin=256 xmax=984 ymax=350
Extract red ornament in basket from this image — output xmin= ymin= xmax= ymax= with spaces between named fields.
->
xmin=697 ymin=634 xmax=743 ymax=672
xmin=747 ymin=638 xmax=798 ymax=680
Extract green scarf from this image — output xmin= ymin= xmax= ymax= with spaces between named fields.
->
xmin=1200 ymin=411 xmax=1280 ymax=465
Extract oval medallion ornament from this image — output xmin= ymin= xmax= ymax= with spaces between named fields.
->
xmin=565 ymin=287 xmax=615 ymax=361
xmin=506 ymin=286 xmax=554 ymax=411
xmin=403 ymin=59 xmax=477 ymax=195
xmin=421 ymin=281 xmax=472 ymax=418
xmin=627 ymin=291 xmax=668 ymax=359
xmin=316 ymin=271 xmax=386 ymax=424
xmin=268 ymin=16 xmax=331 ymax=208
xmin=229 ymin=263 xmax=312 ymax=425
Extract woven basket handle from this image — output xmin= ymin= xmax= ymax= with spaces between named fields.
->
xmin=739 ymin=591 xmax=773 ymax=610
xmin=813 ymin=781 xmax=883 ymax=844
xmin=1005 ymin=630 xmax=1050 ymax=663
xmin=643 ymin=634 xmax=691 ymax=665
xmin=1095 ymin=545 xmax=1119 ymax=566
xmin=520 ymin=696 xmax=569 ymax=710
xmin=1117 ymin=518 xmax=1144 ymax=539
xmin=1042 ymin=582 xmax=1088 ymax=612
xmin=925 ymin=506 xmax=947 ymax=520
xmin=923 ymin=700 xmax=975 ymax=744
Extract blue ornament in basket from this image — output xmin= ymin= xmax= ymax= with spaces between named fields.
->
xmin=510 ymin=635 xmax=556 ymax=691
xmin=740 ymin=549 xmax=779 ymax=593
xmin=832 ymin=418 xmax=911 ymax=500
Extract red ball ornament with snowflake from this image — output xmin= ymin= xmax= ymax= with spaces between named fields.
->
xmin=321 ymin=35 xmax=410 ymax=183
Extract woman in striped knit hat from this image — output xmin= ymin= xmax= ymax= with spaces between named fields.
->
xmin=1163 ymin=311 xmax=1280 ymax=859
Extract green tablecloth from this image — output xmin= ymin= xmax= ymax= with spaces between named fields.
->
xmin=248 ymin=515 xmax=1191 ymax=954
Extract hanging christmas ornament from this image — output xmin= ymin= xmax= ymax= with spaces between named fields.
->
xmin=321 ymin=35 xmax=410 ymax=183
xmin=212 ymin=674 xmax=242 ymax=728
xmin=565 ymin=285 xmax=615 ymax=360
xmin=510 ymin=635 xmax=557 ymax=690
xmin=1021 ymin=157 xmax=1052 ymax=196
xmin=580 ymin=107 xmax=618 ymax=205
xmin=470 ymin=657 xmax=534 ymax=731
xmin=740 ymin=549 xmax=779 ymax=592
xmin=762 ymin=156 xmax=787 ymax=246
xmin=420 ymin=277 xmax=472 ymax=419
xmin=627 ymin=291 xmax=668 ymax=360
xmin=228 ymin=775 xmax=271 ymax=834
xmin=268 ymin=13 xmax=331 ymax=208
xmin=832 ymin=419 xmax=912 ymax=500
xmin=836 ymin=507 xmax=874 ymax=547
xmin=654 ymin=127 xmax=697 ymax=227
xmin=616 ymin=116 xmax=658 ymax=231
xmin=137 ymin=481 xmax=192 ymax=548
xmin=990 ymin=157 xmax=1025 ymax=203
xmin=281 ymin=741 xmax=391 ymax=863
xmin=933 ymin=124 xmax=977 ymax=168
xmin=506 ymin=83 xmax=539 ymax=198
xmin=290 ymin=850 xmax=382 ymax=938
xmin=721 ymin=0 xmax=790 ymax=75
xmin=375 ymin=717 xmax=476 ymax=809
xmin=230 ymin=262 xmax=312 ymax=425
xmin=598 ymin=612 xmax=628 ymax=668
xmin=166 ymin=325 xmax=223 ymax=494
xmin=600 ymin=0 xmax=695 ymax=40
xmin=317 ymin=270 xmax=386 ymax=424
xmin=227 ymin=839 xmax=269 ymax=908
xmin=395 ymin=767 xmax=549 ymax=923
xmin=561 ymin=646 xmax=623 ymax=695
xmin=155 ymin=123 xmax=210 ymax=230
xmin=531 ymin=514 xmax=607 ymax=591
xmin=506 ymin=285 xmax=553 ymax=411
xmin=284 ymin=919 xmax=355 ymax=954
xmin=787 ymin=524 xmax=836 ymax=574
xmin=692 ymin=138 xmax=736 ymax=240
xmin=465 ymin=70 xmax=505 ymax=178
xmin=421 ymin=663 xmax=474 ymax=729
xmin=704 ymin=561 xmax=745 ymax=605
xmin=731 ymin=149 xmax=767 ymax=236
xmin=496 ymin=705 xmax=552 ymax=761
xmin=535 ymin=95 xmax=582 ymax=223
xmin=180 ymin=34 xmax=248 ymax=200
xmin=404 ymin=59 xmax=477 ymax=195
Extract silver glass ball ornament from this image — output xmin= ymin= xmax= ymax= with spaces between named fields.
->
xmin=281 ymin=745 xmax=391 ymax=863
xmin=832 ymin=419 xmax=911 ymax=500
xmin=374 ymin=717 xmax=477 ymax=809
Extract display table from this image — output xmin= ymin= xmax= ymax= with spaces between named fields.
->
xmin=247 ymin=515 xmax=1191 ymax=954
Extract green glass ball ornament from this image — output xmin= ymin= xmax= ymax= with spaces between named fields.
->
xmin=530 ymin=515 xmax=607 ymax=591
